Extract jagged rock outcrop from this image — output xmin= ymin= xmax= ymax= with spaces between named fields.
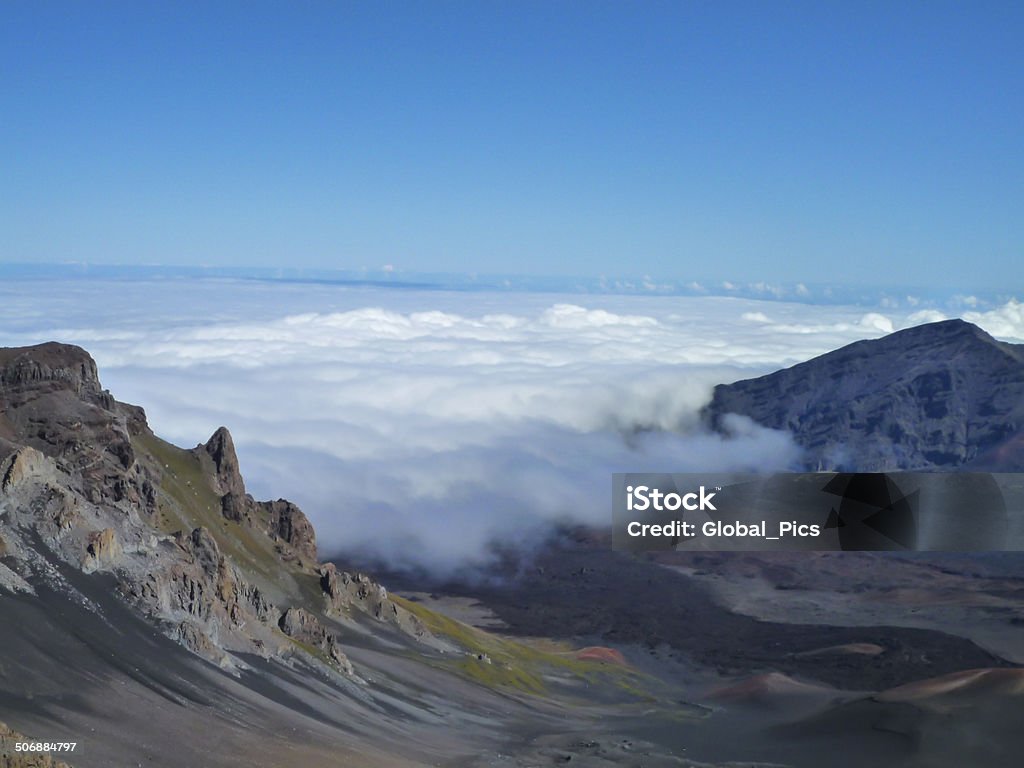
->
xmin=0 ymin=341 xmax=435 ymax=679
xmin=196 ymin=427 xmax=249 ymax=522
xmin=321 ymin=563 xmax=389 ymax=616
xmin=201 ymin=427 xmax=245 ymax=497
xmin=706 ymin=320 xmax=1024 ymax=471
xmin=194 ymin=432 xmax=318 ymax=563
xmin=319 ymin=563 xmax=430 ymax=641
xmin=278 ymin=606 xmax=354 ymax=674
xmin=260 ymin=499 xmax=317 ymax=562
xmin=117 ymin=525 xmax=288 ymax=665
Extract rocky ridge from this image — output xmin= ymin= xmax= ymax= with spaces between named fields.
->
xmin=0 ymin=342 xmax=434 ymax=676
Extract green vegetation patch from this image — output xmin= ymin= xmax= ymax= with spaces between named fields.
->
xmin=392 ymin=595 xmax=646 ymax=698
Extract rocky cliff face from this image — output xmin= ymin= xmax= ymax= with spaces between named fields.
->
xmin=193 ymin=429 xmax=319 ymax=563
xmin=0 ymin=342 xmax=432 ymax=677
xmin=705 ymin=319 xmax=1024 ymax=471
xmin=0 ymin=343 xmax=143 ymax=505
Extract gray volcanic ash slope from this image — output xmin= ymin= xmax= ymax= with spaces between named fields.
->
xmin=705 ymin=319 xmax=1024 ymax=471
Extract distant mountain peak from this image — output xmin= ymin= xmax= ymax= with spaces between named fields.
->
xmin=879 ymin=318 xmax=1014 ymax=353
xmin=706 ymin=320 xmax=1024 ymax=471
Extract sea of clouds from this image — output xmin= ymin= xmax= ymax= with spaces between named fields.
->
xmin=1 ymin=277 xmax=1021 ymax=574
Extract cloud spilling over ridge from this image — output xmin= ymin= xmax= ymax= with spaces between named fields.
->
xmin=0 ymin=279 xmax=1021 ymax=573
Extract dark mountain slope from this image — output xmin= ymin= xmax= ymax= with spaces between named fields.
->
xmin=705 ymin=319 xmax=1024 ymax=471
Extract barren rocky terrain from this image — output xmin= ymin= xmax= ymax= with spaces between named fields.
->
xmin=3 ymin=324 xmax=1024 ymax=767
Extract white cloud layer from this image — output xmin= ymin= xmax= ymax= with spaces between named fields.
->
xmin=0 ymin=279 xmax=1021 ymax=573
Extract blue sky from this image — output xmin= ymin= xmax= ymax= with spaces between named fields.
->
xmin=2 ymin=2 xmax=1021 ymax=289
